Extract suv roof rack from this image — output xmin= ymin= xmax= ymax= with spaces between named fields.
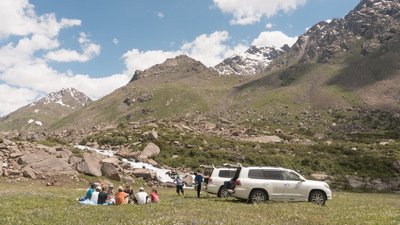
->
xmin=222 ymin=163 xmax=242 ymax=168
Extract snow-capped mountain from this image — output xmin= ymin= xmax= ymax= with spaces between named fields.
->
xmin=212 ymin=45 xmax=289 ymax=75
xmin=0 ymin=88 xmax=92 ymax=132
xmin=34 ymin=87 xmax=92 ymax=108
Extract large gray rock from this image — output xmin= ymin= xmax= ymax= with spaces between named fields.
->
xmin=101 ymin=157 xmax=119 ymax=166
xmin=101 ymin=163 xmax=121 ymax=181
xmin=243 ymin=135 xmax=283 ymax=143
xmin=139 ymin=142 xmax=160 ymax=159
xmin=76 ymin=153 xmax=102 ymax=176
xmin=132 ymin=168 xmax=157 ymax=180
xmin=183 ymin=174 xmax=193 ymax=187
xmin=22 ymin=167 xmax=37 ymax=179
xmin=18 ymin=150 xmax=77 ymax=176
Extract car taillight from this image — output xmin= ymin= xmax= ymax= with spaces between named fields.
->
xmin=235 ymin=180 xmax=241 ymax=186
xmin=208 ymin=177 xmax=213 ymax=183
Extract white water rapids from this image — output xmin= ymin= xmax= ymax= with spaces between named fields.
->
xmin=74 ymin=145 xmax=174 ymax=182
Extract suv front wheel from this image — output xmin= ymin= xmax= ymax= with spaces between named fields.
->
xmin=310 ymin=191 xmax=326 ymax=206
xmin=249 ymin=190 xmax=267 ymax=204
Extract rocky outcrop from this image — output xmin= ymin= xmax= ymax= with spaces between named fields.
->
xmin=18 ymin=150 xmax=77 ymax=176
xmin=0 ymin=139 xmax=164 ymax=187
xmin=346 ymin=175 xmax=400 ymax=191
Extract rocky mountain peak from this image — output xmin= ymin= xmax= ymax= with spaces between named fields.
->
xmin=212 ymin=45 xmax=288 ymax=75
xmin=130 ymin=55 xmax=209 ymax=82
xmin=36 ymin=87 xmax=92 ymax=108
xmin=269 ymin=0 xmax=400 ymax=69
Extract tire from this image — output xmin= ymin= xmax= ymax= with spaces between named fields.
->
xmin=310 ymin=191 xmax=326 ymax=206
xmin=217 ymin=187 xmax=230 ymax=198
xmin=249 ymin=190 xmax=267 ymax=204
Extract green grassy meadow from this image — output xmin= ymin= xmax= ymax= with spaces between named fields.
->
xmin=0 ymin=178 xmax=399 ymax=225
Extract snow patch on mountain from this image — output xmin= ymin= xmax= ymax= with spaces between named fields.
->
xmin=28 ymin=119 xmax=42 ymax=126
xmin=212 ymin=45 xmax=289 ymax=75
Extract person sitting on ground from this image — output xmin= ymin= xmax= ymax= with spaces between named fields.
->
xmin=134 ymin=187 xmax=148 ymax=205
xmin=150 ymin=189 xmax=159 ymax=203
xmin=115 ymin=186 xmax=129 ymax=205
xmin=106 ymin=184 xmax=116 ymax=204
xmin=90 ymin=186 xmax=101 ymax=204
xmin=124 ymin=185 xmax=134 ymax=204
xmin=98 ymin=187 xmax=109 ymax=205
xmin=85 ymin=183 xmax=97 ymax=200
xmin=174 ymin=173 xmax=184 ymax=196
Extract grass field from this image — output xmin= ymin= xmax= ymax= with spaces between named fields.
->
xmin=0 ymin=177 xmax=399 ymax=225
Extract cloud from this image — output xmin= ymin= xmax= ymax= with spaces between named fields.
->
xmin=0 ymin=0 xmax=81 ymax=39
xmin=157 ymin=12 xmax=165 ymax=18
xmin=113 ymin=38 xmax=119 ymax=45
xmin=0 ymin=0 xmax=126 ymax=116
xmin=122 ymin=49 xmax=181 ymax=75
xmin=122 ymin=31 xmax=249 ymax=75
xmin=0 ymin=84 xmax=38 ymax=115
xmin=266 ymin=23 xmax=273 ymax=29
xmin=252 ymin=31 xmax=297 ymax=47
xmin=45 ymin=32 xmax=100 ymax=62
xmin=212 ymin=0 xmax=307 ymax=25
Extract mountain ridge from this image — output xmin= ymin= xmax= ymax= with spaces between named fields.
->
xmin=0 ymin=87 xmax=92 ymax=131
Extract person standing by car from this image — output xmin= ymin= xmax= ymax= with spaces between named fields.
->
xmin=194 ymin=172 xmax=203 ymax=198
xmin=175 ymin=173 xmax=184 ymax=196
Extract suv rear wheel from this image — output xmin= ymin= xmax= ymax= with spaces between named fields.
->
xmin=218 ymin=187 xmax=230 ymax=198
xmin=249 ymin=190 xmax=267 ymax=204
xmin=310 ymin=191 xmax=326 ymax=206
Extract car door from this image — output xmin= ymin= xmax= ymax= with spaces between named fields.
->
xmin=281 ymin=171 xmax=308 ymax=200
xmin=260 ymin=170 xmax=285 ymax=200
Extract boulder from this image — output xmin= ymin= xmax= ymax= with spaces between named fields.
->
xmin=147 ymin=159 xmax=158 ymax=167
xmin=102 ymin=157 xmax=119 ymax=166
xmin=18 ymin=150 xmax=78 ymax=176
xmin=311 ymin=172 xmax=329 ymax=180
xmin=76 ymin=153 xmax=102 ymax=177
xmin=160 ymin=181 xmax=176 ymax=188
xmin=183 ymin=174 xmax=193 ymax=187
xmin=139 ymin=142 xmax=160 ymax=159
xmin=116 ymin=149 xmax=140 ymax=159
xmin=132 ymin=168 xmax=157 ymax=180
xmin=69 ymin=155 xmax=83 ymax=167
xmin=22 ymin=167 xmax=37 ymax=179
xmin=101 ymin=163 xmax=121 ymax=181
xmin=122 ymin=176 xmax=135 ymax=185
xmin=243 ymin=135 xmax=283 ymax=143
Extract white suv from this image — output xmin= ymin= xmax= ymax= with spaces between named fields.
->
xmin=229 ymin=167 xmax=332 ymax=205
xmin=205 ymin=167 xmax=237 ymax=198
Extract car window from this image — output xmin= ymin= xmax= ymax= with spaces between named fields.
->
xmin=248 ymin=170 xmax=282 ymax=180
xmin=282 ymin=171 xmax=302 ymax=181
xmin=218 ymin=170 xmax=236 ymax=178
xmin=263 ymin=171 xmax=282 ymax=180
xmin=248 ymin=169 xmax=264 ymax=179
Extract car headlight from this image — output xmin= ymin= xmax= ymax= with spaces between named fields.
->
xmin=324 ymin=184 xmax=330 ymax=189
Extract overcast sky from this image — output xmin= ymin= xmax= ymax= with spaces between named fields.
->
xmin=0 ymin=0 xmax=360 ymax=116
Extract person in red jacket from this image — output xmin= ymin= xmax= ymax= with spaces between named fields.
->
xmin=150 ymin=189 xmax=159 ymax=203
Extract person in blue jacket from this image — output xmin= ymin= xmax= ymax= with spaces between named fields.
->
xmin=194 ymin=172 xmax=203 ymax=198
xmin=85 ymin=183 xmax=97 ymax=200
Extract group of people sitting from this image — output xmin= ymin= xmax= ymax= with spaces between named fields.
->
xmin=79 ymin=183 xmax=159 ymax=205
